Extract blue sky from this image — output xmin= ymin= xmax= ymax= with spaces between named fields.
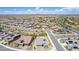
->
xmin=0 ymin=7 xmax=79 ymax=15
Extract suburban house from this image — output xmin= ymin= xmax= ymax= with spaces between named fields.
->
xmin=9 ymin=35 xmax=33 ymax=48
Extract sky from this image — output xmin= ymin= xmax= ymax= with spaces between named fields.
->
xmin=0 ymin=7 xmax=79 ymax=15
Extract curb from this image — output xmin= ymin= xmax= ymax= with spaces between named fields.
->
xmin=45 ymin=31 xmax=57 ymax=51
xmin=57 ymin=39 xmax=67 ymax=51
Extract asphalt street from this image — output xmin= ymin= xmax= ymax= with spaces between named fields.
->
xmin=47 ymin=30 xmax=65 ymax=51
xmin=70 ymin=29 xmax=79 ymax=34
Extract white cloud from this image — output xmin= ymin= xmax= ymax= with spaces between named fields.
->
xmin=54 ymin=7 xmax=79 ymax=14
xmin=0 ymin=7 xmax=79 ymax=15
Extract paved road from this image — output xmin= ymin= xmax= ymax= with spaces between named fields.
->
xmin=55 ymin=34 xmax=79 ymax=38
xmin=70 ymin=29 xmax=79 ymax=34
xmin=0 ymin=45 xmax=14 ymax=51
xmin=47 ymin=30 xmax=65 ymax=51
